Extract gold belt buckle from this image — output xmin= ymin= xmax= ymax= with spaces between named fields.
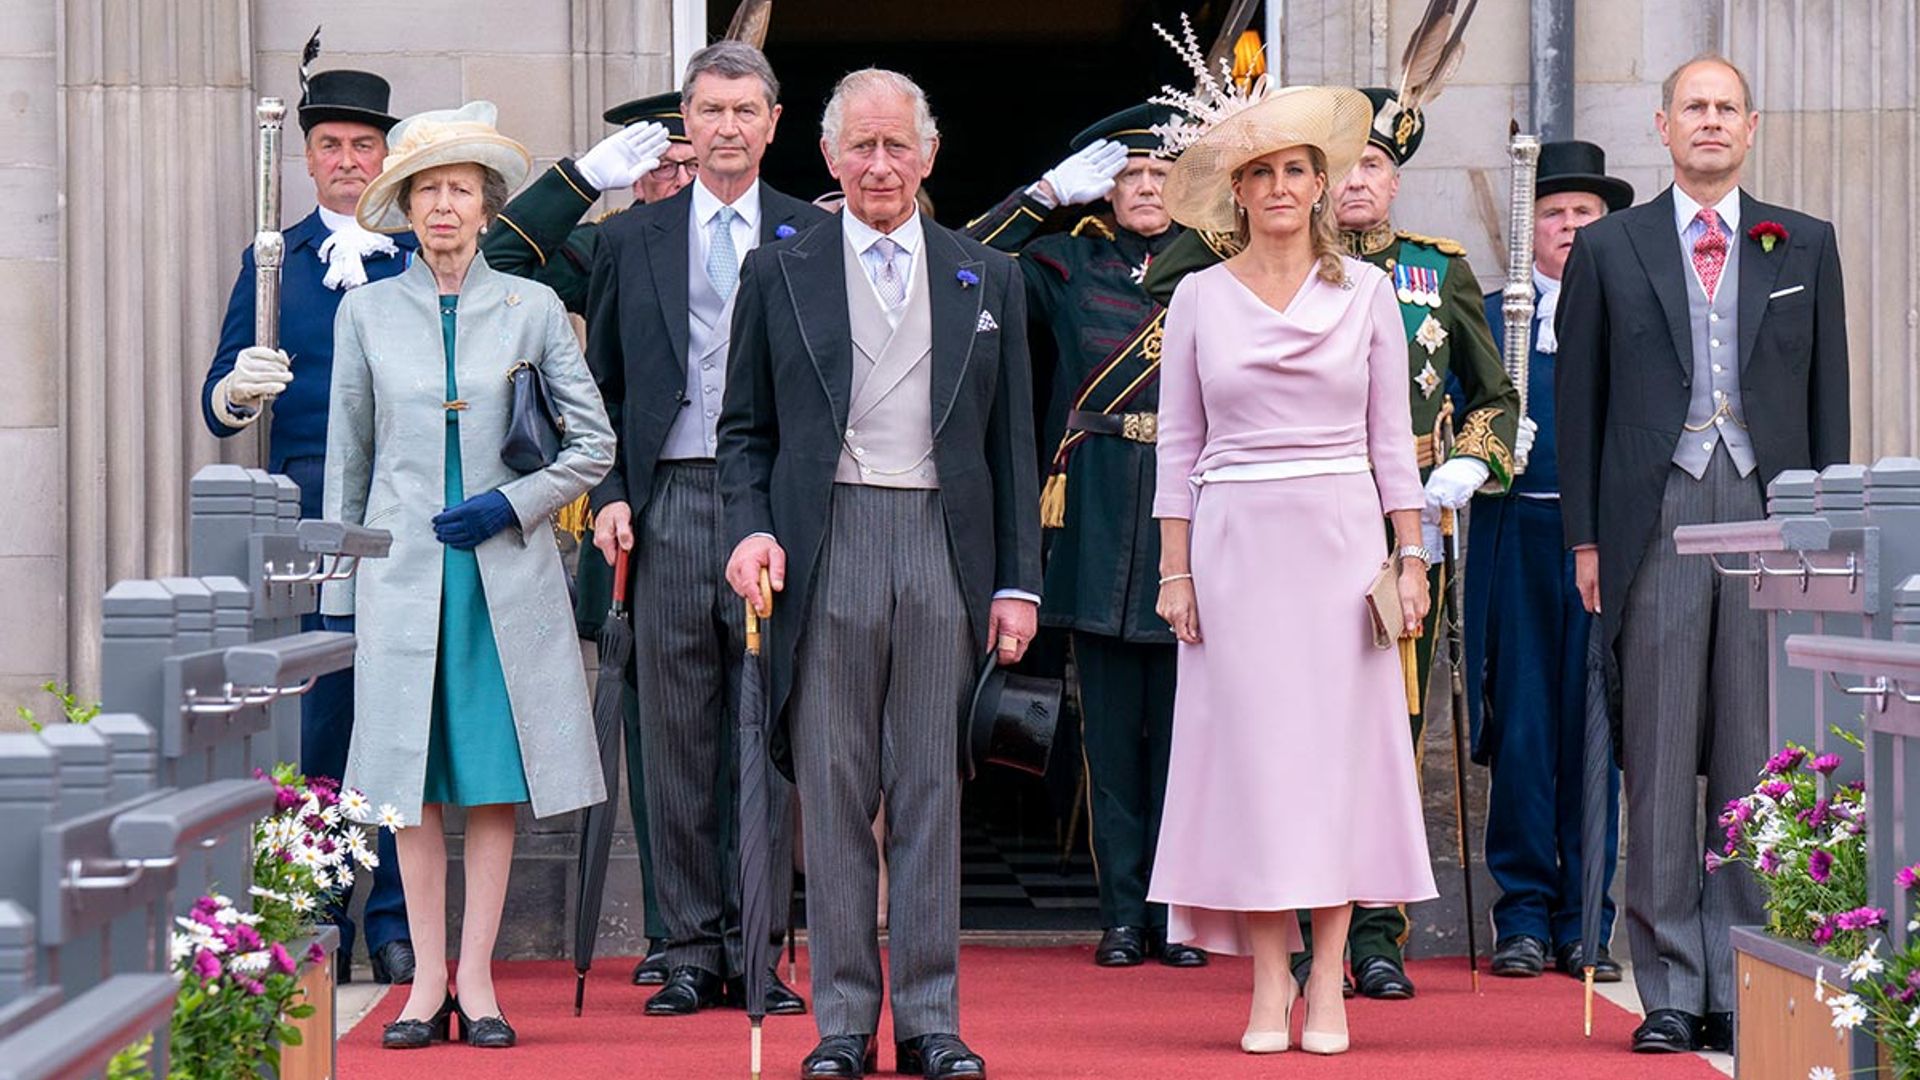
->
xmin=1121 ymin=412 xmax=1158 ymax=444
xmin=444 ymin=399 xmax=469 ymax=412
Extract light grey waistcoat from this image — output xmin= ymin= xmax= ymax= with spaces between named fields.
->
xmin=1673 ymin=227 xmax=1754 ymax=478
xmin=661 ymin=212 xmax=735 ymax=460
xmin=836 ymin=233 xmax=939 ymax=489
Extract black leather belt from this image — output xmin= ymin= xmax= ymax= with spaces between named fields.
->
xmin=1066 ymin=409 xmax=1158 ymax=444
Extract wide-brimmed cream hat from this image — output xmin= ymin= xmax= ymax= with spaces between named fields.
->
xmin=355 ymin=100 xmax=532 ymax=234
xmin=1161 ymin=85 xmax=1374 ymax=233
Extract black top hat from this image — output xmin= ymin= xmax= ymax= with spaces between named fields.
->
xmin=962 ymin=657 xmax=1062 ymax=781
xmin=604 ymin=91 xmax=690 ymax=142
xmin=1535 ymin=139 xmax=1634 ymax=212
xmin=298 ymin=69 xmax=399 ymax=134
xmin=1071 ymin=102 xmax=1182 ymax=157
xmin=1359 ymin=87 xmax=1424 ymax=166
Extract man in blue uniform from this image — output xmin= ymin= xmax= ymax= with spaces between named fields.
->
xmin=199 ymin=64 xmax=415 ymax=984
xmin=1463 ymin=141 xmax=1631 ymax=984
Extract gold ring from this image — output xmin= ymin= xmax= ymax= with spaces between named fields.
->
xmin=998 ymin=634 xmax=1021 ymax=648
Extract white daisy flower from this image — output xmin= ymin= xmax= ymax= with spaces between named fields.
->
xmin=377 ymin=804 xmax=406 ymax=831
xmin=1814 ymin=967 xmax=1828 ymax=1002
xmin=1829 ymin=993 xmax=1868 ymax=1031
xmin=229 ymin=950 xmax=270 ymax=974
xmin=1844 ymin=940 xmax=1885 ymax=984
xmin=312 ymin=868 xmax=332 ymax=891
xmin=340 ymin=789 xmax=372 ymax=821
xmin=1809 ymin=1066 xmax=1837 ymax=1080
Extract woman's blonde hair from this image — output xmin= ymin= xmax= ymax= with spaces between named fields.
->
xmin=1231 ymin=143 xmax=1346 ymax=285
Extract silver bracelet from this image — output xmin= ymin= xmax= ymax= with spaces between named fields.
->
xmin=1159 ymin=572 xmax=1194 ymax=586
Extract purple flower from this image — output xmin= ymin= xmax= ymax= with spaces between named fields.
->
xmin=1735 ymin=801 xmax=1755 ymax=823
xmin=775 ymin=224 xmax=797 ymax=239
xmin=956 ymin=268 xmax=979 ymax=289
xmin=307 ymin=942 xmax=327 ymax=966
xmin=303 ymin=813 xmax=326 ymax=832
xmin=1809 ymin=850 xmax=1833 ymax=883
xmin=233 ymin=925 xmax=262 ymax=952
xmin=270 ymin=942 xmax=297 ymax=975
xmin=1898 ymin=863 xmax=1920 ymax=891
xmin=1704 ymin=850 xmax=1724 ymax=873
xmin=1758 ymin=849 xmax=1782 ymax=874
xmin=236 ymin=975 xmax=265 ymax=996
xmin=1759 ymin=780 xmax=1792 ymax=801
xmin=1812 ymin=753 xmax=1843 ymax=775
xmin=1813 ymin=918 xmax=1837 ymax=946
xmin=1835 ymin=906 xmax=1886 ymax=931
xmin=1765 ymin=747 xmax=1808 ymax=775
xmin=192 ymin=948 xmax=222 ymax=980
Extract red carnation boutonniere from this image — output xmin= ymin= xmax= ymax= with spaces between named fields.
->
xmin=1749 ymin=220 xmax=1789 ymax=254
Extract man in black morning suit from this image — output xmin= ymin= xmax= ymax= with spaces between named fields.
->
xmin=1555 ymin=54 xmax=1849 ymax=1055
xmin=584 ymin=39 xmax=826 ymax=1017
xmin=720 ymin=68 xmax=1041 ymax=1080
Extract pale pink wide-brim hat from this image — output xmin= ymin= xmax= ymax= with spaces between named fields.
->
xmin=355 ymin=100 xmax=531 ymax=234
xmin=1162 ymin=85 xmax=1374 ymax=233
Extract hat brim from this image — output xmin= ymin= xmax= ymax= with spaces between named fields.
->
xmin=1537 ymin=173 xmax=1635 ymax=213
xmin=355 ymin=135 xmax=533 ymax=234
xmin=1162 ymin=86 xmax=1375 ymax=234
xmin=298 ymin=104 xmax=399 ymax=134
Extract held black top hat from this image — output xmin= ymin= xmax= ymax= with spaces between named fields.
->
xmin=962 ymin=657 xmax=1062 ymax=781
xmin=298 ymin=70 xmax=399 ymax=135
xmin=1535 ymin=140 xmax=1635 ymax=212
xmin=603 ymin=90 xmax=690 ymax=143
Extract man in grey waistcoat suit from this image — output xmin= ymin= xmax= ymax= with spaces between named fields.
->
xmin=720 ymin=69 xmax=1042 ymax=1080
xmin=1556 ymin=54 xmax=1850 ymax=1055
xmin=584 ymin=40 xmax=825 ymax=1017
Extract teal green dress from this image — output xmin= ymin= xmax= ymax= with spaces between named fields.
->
xmin=422 ymin=295 xmax=531 ymax=806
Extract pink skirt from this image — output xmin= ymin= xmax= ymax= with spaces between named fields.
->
xmin=1146 ymin=471 xmax=1438 ymax=956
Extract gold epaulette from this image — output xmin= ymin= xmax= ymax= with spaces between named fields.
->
xmin=1396 ymin=230 xmax=1466 ymax=257
xmin=593 ymin=205 xmax=627 ymax=225
xmin=1198 ymin=229 xmax=1245 ymax=259
xmin=1069 ymin=216 xmax=1116 ymax=241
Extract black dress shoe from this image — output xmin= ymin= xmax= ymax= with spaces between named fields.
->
xmin=454 ymin=998 xmax=516 ymax=1049
xmin=644 ymin=965 xmax=725 ymax=1016
xmin=631 ymin=945 xmax=670 ymax=986
xmin=801 ymin=1034 xmax=876 ymax=1079
xmin=1553 ymin=940 xmax=1623 ymax=982
xmin=1094 ymin=926 xmax=1147 ymax=967
xmin=725 ymin=969 xmax=807 ymax=1015
xmin=1289 ymin=955 xmax=1355 ymax=998
xmin=369 ymin=939 xmax=416 ymax=985
xmin=1698 ymin=1010 xmax=1733 ymax=1052
xmin=1632 ymin=1008 xmax=1701 ymax=1053
xmin=1145 ymin=928 xmax=1209 ymax=968
xmin=381 ymin=992 xmax=454 ymax=1049
xmin=1353 ymin=954 xmax=1416 ymax=999
xmin=1491 ymin=935 xmax=1548 ymax=977
xmin=896 ymin=1033 xmax=986 ymax=1079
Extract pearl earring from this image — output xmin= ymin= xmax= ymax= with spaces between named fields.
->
xmin=1312 ymin=200 xmax=1322 ymax=212
xmin=480 ymin=223 xmax=490 ymax=235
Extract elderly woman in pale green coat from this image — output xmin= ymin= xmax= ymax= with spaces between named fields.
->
xmin=322 ymin=101 xmax=613 ymax=1051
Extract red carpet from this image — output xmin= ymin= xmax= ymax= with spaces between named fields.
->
xmin=341 ymin=946 xmax=1726 ymax=1078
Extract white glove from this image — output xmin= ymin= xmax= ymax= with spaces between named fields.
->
xmin=212 ymin=346 xmax=292 ymax=427
xmin=1513 ymin=417 xmax=1538 ymax=472
xmin=1421 ymin=508 xmax=1444 ymax=558
xmin=574 ymin=121 xmax=672 ymax=192
xmin=1424 ymin=456 xmax=1491 ymax=512
xmin=1035 ymin=139 xmax=1129 ymax=209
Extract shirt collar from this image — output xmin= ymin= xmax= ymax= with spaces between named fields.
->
xmin=692 ymin=177 xmax=762 ymax=231
xmin=317 ymin=205 xmax=357 ymax=234
xmin=842 ymin=208 xmax=923 ymax=258
xmin=1673 ymin=184 xmax=1741 ymax=236
xmin=1532 ymin=264 xmax=1561 ymax=296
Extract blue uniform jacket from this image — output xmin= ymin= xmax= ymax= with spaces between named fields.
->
xmin=201 ymin=210 xmax=415 ymax=471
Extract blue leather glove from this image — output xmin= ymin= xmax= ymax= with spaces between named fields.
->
xmin=432 ymin=490 xmax=518 ymax=550
xmin=319 ymin=614 xmax=356 ymax=634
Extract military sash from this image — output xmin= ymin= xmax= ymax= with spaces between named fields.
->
xmin=1038 ymin=308 xmax=1166 ymax=529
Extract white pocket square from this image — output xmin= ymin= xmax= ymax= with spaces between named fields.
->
xmin=1769 ymin=284 xmax=1806 ymax=300
xmin=976 ymin=310 xmax=999 ymax=333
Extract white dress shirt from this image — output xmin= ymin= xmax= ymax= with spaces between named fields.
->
xmin=1673 ymin=185 xmax=1742 ymax=296
xmin=842 ymin=208 xmax=925 ymax=330
xmin=691 ymin=176 xmax=762 ymax=275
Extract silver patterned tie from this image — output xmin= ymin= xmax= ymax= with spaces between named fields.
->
xmin=869 ymin=236 xmax=906 ymax=308
xmin=706 ymin=206 xmax=739 ymax=300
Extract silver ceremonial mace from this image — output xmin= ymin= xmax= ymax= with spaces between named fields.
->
xmin=253 ymin=97 xmax=287 ymax=448
xmin=1501 ymin=125 xmax=1541 ymax=468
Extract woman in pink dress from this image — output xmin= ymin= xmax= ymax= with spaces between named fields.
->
xmin=1146 ymin=86 xmax=1439 ymax=1056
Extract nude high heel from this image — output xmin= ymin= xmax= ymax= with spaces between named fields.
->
xmin=1300 ymin=980 xmax=1349 ymax=1055
xmin=1241 ymin=975 xmax=1298 ymax=1053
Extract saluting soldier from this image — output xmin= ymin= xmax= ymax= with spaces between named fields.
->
xmin=963 ymin=104 xmax=1207 ymax=972
xmin=480 ymin=90 xmax=697 ymax=987
xmin=1143 ymin=85 xmax=1524 ymax=1001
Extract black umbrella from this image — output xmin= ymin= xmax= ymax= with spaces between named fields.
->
xmin=1577 ymin=628 xmax=1615 ymax=1036
xmin=738 ymin=568 xmax=777 ymax=1078
xmin=1441 ymin=506 xmax=1483 ymax=992
xmin=573 ymin=547 xmax=633 ymax=1015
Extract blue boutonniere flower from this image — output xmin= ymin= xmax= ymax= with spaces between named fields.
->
xmin=775 ymin=224 xmax=796 ymax=239
xmin=956 ymin=268 xmax=980 ymax=289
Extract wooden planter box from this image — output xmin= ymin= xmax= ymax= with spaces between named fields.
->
xmin=278 ymin=927 xmax=338 ymax=1080
xmin=1732 ymin=926 xmax=1876 ymax=1078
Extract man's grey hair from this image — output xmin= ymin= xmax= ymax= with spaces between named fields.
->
xmin=820 ymin=68 xmax=939 ymax=157
xmin=681 ymin=40 xmax=780 ymax=108
xmin=1661 ymin=52 xmax=1756 ymax=114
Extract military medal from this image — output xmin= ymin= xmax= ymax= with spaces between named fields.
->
xmin=1416 ymin=359 xmax=1441 ymax=398
xmin=1415 ymin=311 xmax=1449 ymax=355
xmin=1395 ymin=264 xmax=1415 ymax=305
xmin=1425 ymin=267 xmax=1443 ymax=308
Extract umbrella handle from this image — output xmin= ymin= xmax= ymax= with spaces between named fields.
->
xmin=611 ymin=547 xmax=631 ymax=616
xmin=746 ymin=567 xmax=773 ymax=656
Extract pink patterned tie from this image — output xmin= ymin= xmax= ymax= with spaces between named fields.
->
xmin=1692 ymin=208 xmax=1728 ymax=302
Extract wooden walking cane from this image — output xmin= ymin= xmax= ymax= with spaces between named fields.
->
xmin=1440 ymin=503 xmax=1482 ymax=992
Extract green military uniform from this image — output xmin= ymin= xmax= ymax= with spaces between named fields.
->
xmin=479 ymin=91 xmax=692 ymax=968
xmin=1139 ymin=86 xmax=1520 ymax=993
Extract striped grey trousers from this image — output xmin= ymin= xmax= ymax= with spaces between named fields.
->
xmin=790 ymin=484 xmax=975 ymax=1040
xmin=1618 ymin=448 xmax=1767 ymax=1015
xmin=632 ymin=462 xmax=794 ymax=977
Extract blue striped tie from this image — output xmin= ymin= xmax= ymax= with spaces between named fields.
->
xmin=706 ymin=206 xmax=739 ymax=300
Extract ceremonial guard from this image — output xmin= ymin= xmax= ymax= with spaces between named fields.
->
xmin=1464 ymin=141 xmax=1631 ymax=983
xmin=1144 ymin=83 xmax=1522 ymax=1001
xmin=963 ymin=104 xmax=1206 ymax=971
xmin=480 ymin=90 xmax=695 ymax=987
xmin=197 ymin=50 xmax=414 ymax=985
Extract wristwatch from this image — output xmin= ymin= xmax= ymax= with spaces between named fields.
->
xmin=1396 ymin=545 xmax=1437 ymax=568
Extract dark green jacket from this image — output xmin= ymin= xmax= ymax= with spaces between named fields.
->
xmin=482 ymin=158 xmax=611 ymax=316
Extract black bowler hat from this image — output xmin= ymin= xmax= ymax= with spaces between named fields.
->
xmin=1536 ymin=139 xmax=1634 ymax=212
xmin=1359 ymin=86 xmax=1424 ymax=166
xmin=298 ymin=69 xmax=399 ymax=134
xmin=604 ymin=91 xmax=690 ymax=143
xmin=1071 ymin=102 xmax=1183 ymax=157
xmin=962 ymin=656 xmax=1062 ymax=781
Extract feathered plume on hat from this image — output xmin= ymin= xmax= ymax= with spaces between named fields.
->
xmin=1148 ymin=14 xmax=1271 ymax=159
xmin=298 ymin=27 xmax=322 ymax=101
xmin=1371 ymin=0 xmax=1479 ymax=159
